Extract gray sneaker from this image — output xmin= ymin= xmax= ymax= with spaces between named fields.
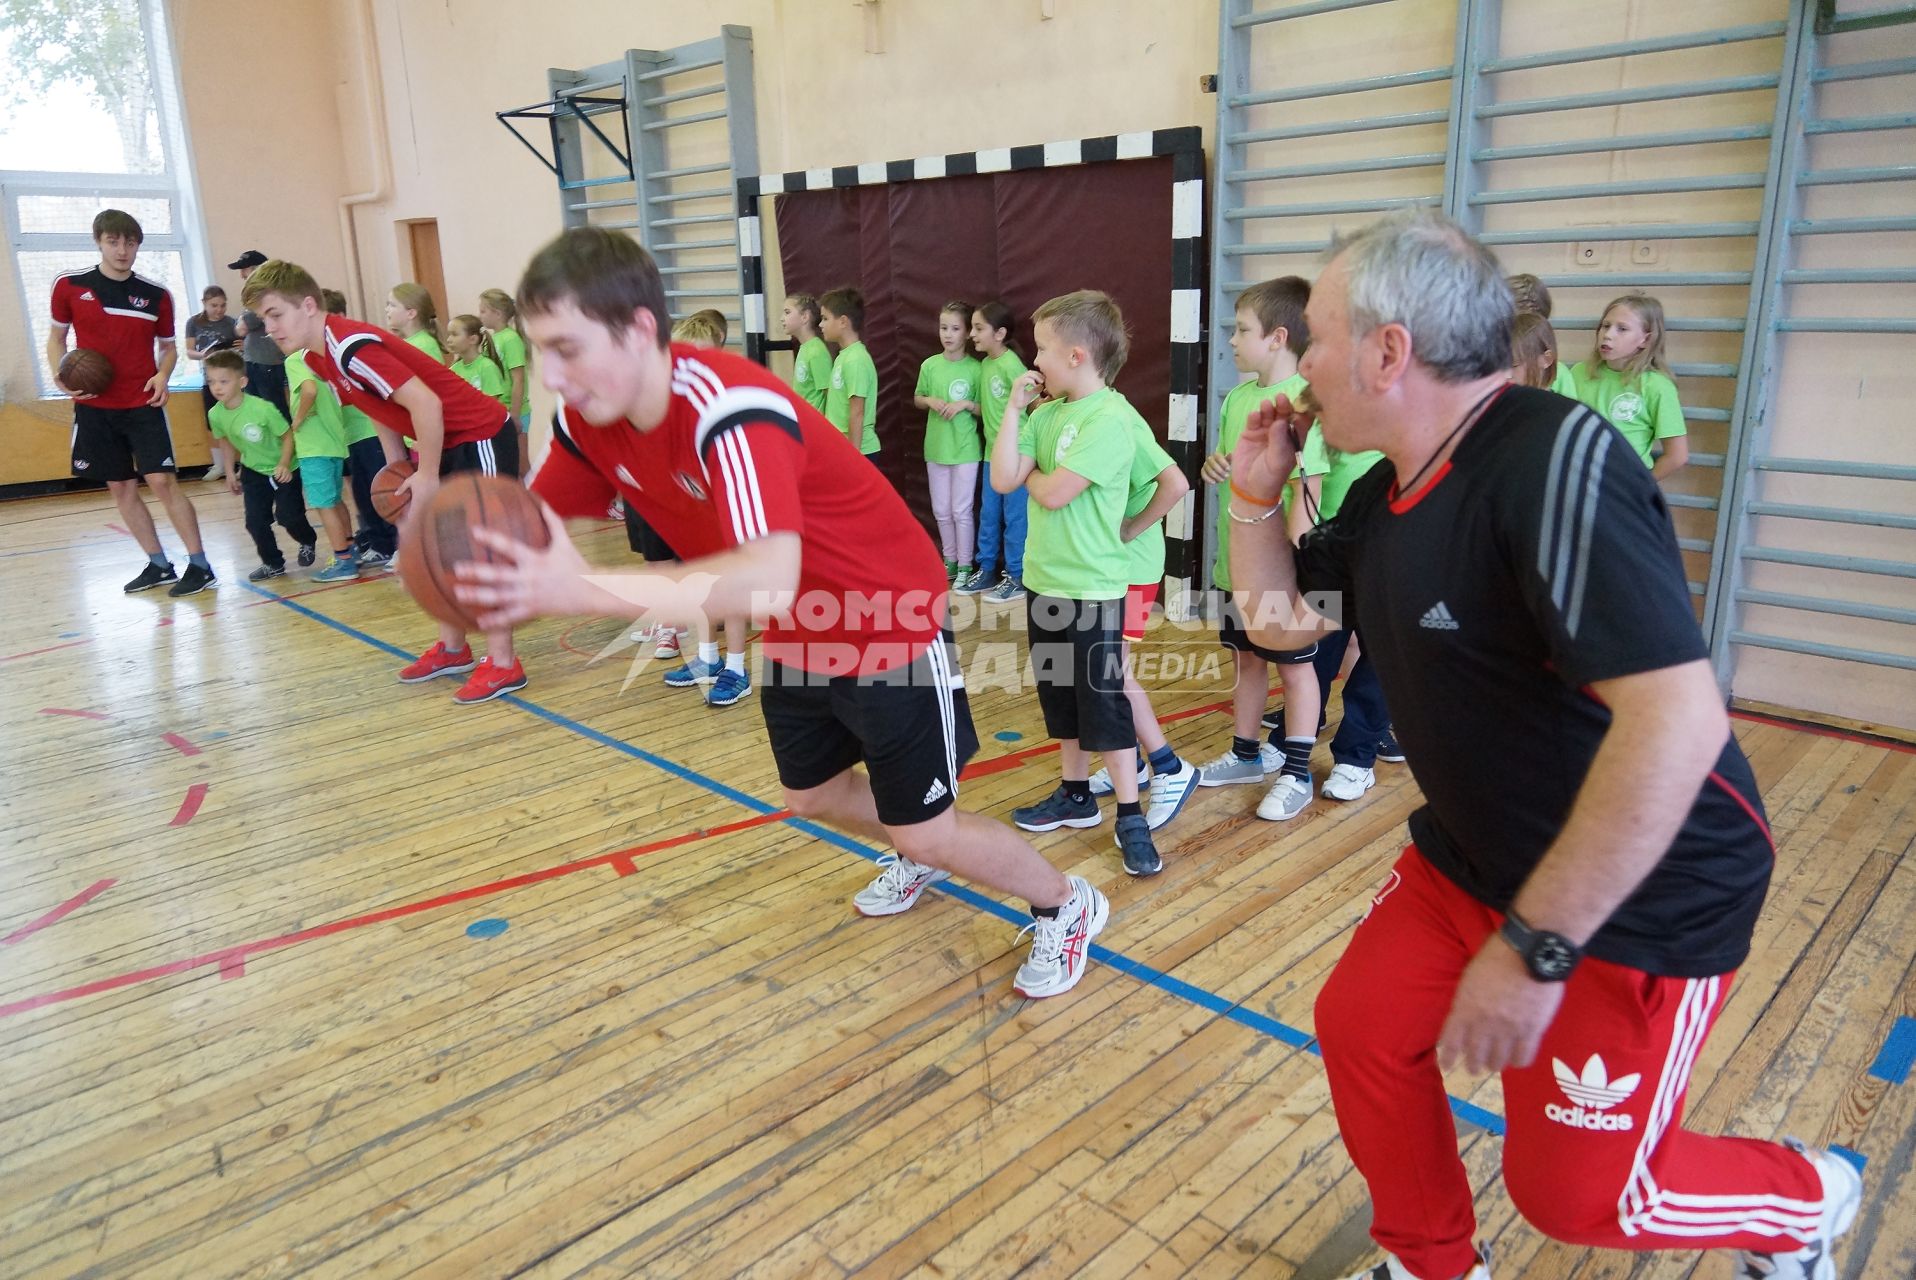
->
xmin=1257 ymin=773 xmax=1314 ymax=821
xmin=985 ymin=573 xmax=1025 ymax=603
xmin=1013 ymin=786 xmax=1102 ymax=833
xmin=1196 ymin=748 xmax=1265 ymax=787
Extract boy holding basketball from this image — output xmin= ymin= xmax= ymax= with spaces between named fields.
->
xmin=462 ymin=227 xmax=1109 ymax=1000
xmin=47 ymin=208 xmax=215 ymax=596
xmin=240 ymin=260 xmax=529 ymax=704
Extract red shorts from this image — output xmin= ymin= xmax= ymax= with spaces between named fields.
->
xmin=1122 ymin=581 xmax=1160 ymax=641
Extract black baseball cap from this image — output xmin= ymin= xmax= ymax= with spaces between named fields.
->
xmin=227 ymin=249 xmax=268 ymax=270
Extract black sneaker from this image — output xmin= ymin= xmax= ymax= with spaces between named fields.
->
xmin=297 ymin=543 xmax=317 ymax=568
xmin=1114 ymin=813 xmax=1162 ymax=877
xmin=1376 ymin=732 xmax=1406 ymax=763
xmin=1012 ymin=786 xmax=1102 ymax=833
xmin=123 ymin=562 xmax=177 ymax=593
xmin=167 ymin=563 xmax=217 ymax=597
xmin=247 ymin=563 xmax=287 ymax=582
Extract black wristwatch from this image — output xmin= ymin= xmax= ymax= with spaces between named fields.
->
xmin=1500 ymin=908 xmax=1581 ymax=982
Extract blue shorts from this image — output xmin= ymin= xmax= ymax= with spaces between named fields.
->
xmin=299 ymin=455 xmax=346 ymax=508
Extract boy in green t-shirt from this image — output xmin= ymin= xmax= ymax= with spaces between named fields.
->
xmin=1198 ymin=278 xmax=1324 ymax=822
xmin=820 ymin=287 xmax=880 ymax=454
xmin=912 ymin=302 xmax=984 ymax=581
xmin=277 ymin=343 xmax=358 ymax=582
xmin=990 ymin=290 xmax=1161 ymax=877
xmin=782 ymin=293 xmax=832 ymax=414
xmin=319 ymin=288 xmax=400 ymax=568
xmin=204 ymin=351 xmax=317 ymax=581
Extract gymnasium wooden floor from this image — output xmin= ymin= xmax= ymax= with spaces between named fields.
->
xmin=2 ymin=483 xmax=1912 ymax=1280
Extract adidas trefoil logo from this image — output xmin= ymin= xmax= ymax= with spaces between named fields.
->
xmin=923 ymin=778 xmax=949 ymax=805
xmin=1546 ymin=1054 xmax=1640 ymax=1131
xmin=1420 ymin=601 xmax=1459 ymax=631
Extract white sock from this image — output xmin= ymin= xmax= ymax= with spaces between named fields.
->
xmin=725 ymin=650 xmax=746 ymax=675
xmin=698 ymin=640 xmax=720 ymax=665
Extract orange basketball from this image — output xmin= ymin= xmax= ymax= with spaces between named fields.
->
xmin=397 ymin=474 xmax=552 ymax=631
xmin=58 ymin=348 xmax=114 ymax=397
xmin=371 ymin=459 xmax=416 ymax=522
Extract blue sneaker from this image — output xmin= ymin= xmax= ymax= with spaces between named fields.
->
xmin=705 ymin=667 xmax=752 ymax=707
xmin=313 ymin=557 xmax=359 ymax=582
xmin=663 ymin=657 xmax=721 ymax=687
xmin=1012 ymin=786 xmax=1102 ymax=833
xmin=1376 ymin=731 xmax=1406 ymax=763
xmin=952 ymin=566 xmax=995 ymax=596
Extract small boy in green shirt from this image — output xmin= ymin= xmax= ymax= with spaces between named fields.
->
xmin=820 ymin=286 xmax=879 ymax=455
xmin=783 ymin=293 xmax=832 ymax=413
xmin=990 ymin=290 xmax=1160 ymax=877
xmin=204 ymin=350 xmax=317 ymax=581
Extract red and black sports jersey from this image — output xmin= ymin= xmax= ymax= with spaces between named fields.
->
xmin=531 ymin=344 xmax=949 ymax=675
xmin=300 ymin=315 xmax=504 ymax=447
xmin=1295 ymin=384 xmax=1772 ymax=978
xmin=49 ymin=267 xmax=175 ymax=410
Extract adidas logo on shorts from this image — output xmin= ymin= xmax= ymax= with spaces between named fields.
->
xmin=1545 ymin=1054 xmax=1639 ymax=1131
xmin=1419 ymin=602 xmax=1460 ymax=631
xmin=923 ymin=778 xmax=949 ymax=805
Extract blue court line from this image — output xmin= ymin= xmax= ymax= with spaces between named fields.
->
xmin=241 ymin=581 xmax=1509 ymax=1137
xmin=1828 ymin=1144 xmax=1867 ymax=1173
xmin=1867 ymin=1016 xmax=1916 ymax=1086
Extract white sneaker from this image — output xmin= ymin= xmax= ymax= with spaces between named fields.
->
xmin=628 ymin=623 xmax=656 ymax=645
xmin=1257 ymin=774 xmax=1313 ymax=821
xmin=1341 ymin=1245 xmax=1491 ymax=1280
xmin=1323 ymin=762 xmax=1376 ymax=802
xmin=851 ymin=853 xmax=952 ymax=917
xmin=1144 ymin=759 xmax=1199 ymax=830
xmin=1088 ymin=761 xmax=1151 ymax=797
xmin=1012 ymin=875 xmax=1108 ymax=998
xmin=1732 ymin=1140 xmax=1863 ymax=1280
xmin=1258 ymin=741 xmax=1284 ymax=773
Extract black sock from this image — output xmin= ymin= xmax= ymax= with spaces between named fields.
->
xmin=1232 ymin=735 xmax=1260 ymax=761
xmin=1030 ymin=903 xmax=1061 ymax=920
xmin=1117 ymin=800 xmax=1143 ymax=820
xmin=1147 ymin=743 xmax=1179 ymax=775
xmin=1283 ymin=736 xmax=1313 ymax=781
xmin=1062 ymin=779 xmax=1091 ymax=806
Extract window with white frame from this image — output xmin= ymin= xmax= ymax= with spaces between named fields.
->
xmin=1 ymin=0 xmax=212 ymax=396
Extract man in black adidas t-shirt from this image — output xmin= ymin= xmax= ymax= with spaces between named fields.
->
xmin=1227 ymin=212 xmax=1860 ymax=1280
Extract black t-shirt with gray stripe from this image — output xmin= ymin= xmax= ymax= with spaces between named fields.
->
xmin=1295 ymin=384 xmax=1771 ymax=978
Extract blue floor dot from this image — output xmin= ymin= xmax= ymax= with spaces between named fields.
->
xmin=466 ymin=918 xmax=510 ymax=939
xmin=994 ymin=730 xmax=1023 ymax=742
xmin=203 ymin=730 xmax=229 ymax=741
xmin=58 ymin=631 xmax=82 ymax=639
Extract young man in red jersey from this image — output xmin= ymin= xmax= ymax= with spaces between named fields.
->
xmin=47 ymin=208 xmax=213 ymax=596
xmin=456 ymin=227 xmax=1107 ymax=998
xmin=240 ymin=260 xmax=528 ymax=704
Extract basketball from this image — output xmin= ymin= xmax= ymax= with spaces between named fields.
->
xmin=397 ymin=473 xmax=551 ymax=630
xmin=58 ymin=348 xmax=114 ymax=397
xmin=371 ymin=459 xmax=416 ymax=522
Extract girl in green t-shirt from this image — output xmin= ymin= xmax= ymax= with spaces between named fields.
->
xmin=782 ymin=293 xmax=832 ymax=414
xmin=387 ymin=282 xmax=447 ymax=365
xmin=956 ymin=301 xmax=1030 ymax=599
xmin=446 ymin=314 xmax=511 ymax=409
xmin=1570 ymin=294 xmax=1688 ymax=479
xmin=913 ymin=300 xmax=984 ymax=581
xmin=479 ymin=288 xmax=531 ymax=419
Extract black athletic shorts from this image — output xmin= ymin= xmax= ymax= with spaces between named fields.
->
xmin=440 ymin=415 xmax=519 ymax=478
xmin=759 ymin=634 xmax=978 ymax=828
xmin=71 ymin=404 xmax=175 ymax=482
xmin=624 ymin=502 xmax=680 ymax=562
xmin=1218 ymin=604 xmax=1318 ymax=666
xmin=1026 ymin=595 xmax=1135 ymax=753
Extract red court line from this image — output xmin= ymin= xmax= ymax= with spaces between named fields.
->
xmin=1731 ymin=709 xmax=1916 ymax=757
xmin=161 ymin=732 xmax=200 ymax=757
xmin=3 ymin=639 xmax=93 ymax=663
xmin=2 ymin=879 xmax=117 ymax=947
xmin=39 ymin=707 xmax=113 ymax=721
xmin=170 ymin=782 xmax=209 ymax=827
xmin=105 ymin=523 xmax=129 ymax=536
xmin=0 ymin=810 xmax=789 ymax=1020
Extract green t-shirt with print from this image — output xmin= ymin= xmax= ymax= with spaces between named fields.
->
xmin=1017 ymin=386 xmax=1138 ymax=601
xmin=825 ymin=340 xmax=880 ymax=454
xmin=1570 ymin=362 xmax=1686 ymax=467
xmin=282 ymin=352 xmax=348 ymax=460
xmin=915 ymin=353 xmax=983 ymax=464
xmin=978 ymin=349 xmax=1027 ymax=451
xmin=1122 ymin=410 xmax=1176 ymax=587
xmin=452 ymin=355 xmax=510 ymax=407
xmin=208 ymin=393 xmax=293 ymax=475
xmin=406 ymin=330 xmax=446 ymax=364
xmin=793 ymin=336 xmax=832 ymax=413
xmin=1549 ymin=362 xmax=1577 ymax=399
xmin=1319 ymin=441 xmax=1386 ymax=521
xmin=1213 ymin=372 xmax=1313 ymax=591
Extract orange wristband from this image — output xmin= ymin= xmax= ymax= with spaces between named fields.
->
xmin=1229 ymin=480 xmax=1280 ymax=508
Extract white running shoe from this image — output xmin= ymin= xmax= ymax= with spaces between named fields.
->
xmin=1323 ymin=762 xmax=1376 ymax=802
xmin=1732 ymin=1140 xmax=1863 ymax=1280
xmin=1088 ymin=761 xmax=1152 ymax=797
xmin=1257 ymin=774 xmax=1314 ymax=822
xmin=1012 ymin=875 xmax=1108 ymax=998
xmin=1144 ymin=759 xmax=1199 ymax=830
xmin=851 ymin=853 xmax=952 ymax=917
xmin=1341 ymin=1245 xmax=1491 ymax=1280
